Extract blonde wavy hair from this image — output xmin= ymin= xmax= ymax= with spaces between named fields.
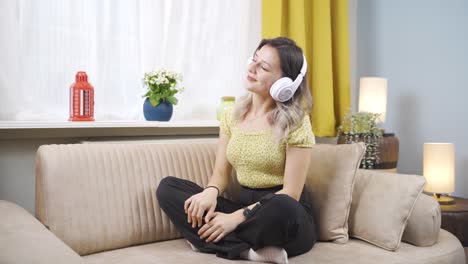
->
xmin=233 ymin=37 xmax=313 ymax=144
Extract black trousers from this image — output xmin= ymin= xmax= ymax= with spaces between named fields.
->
xmin=156 ymin=176 xmax=317 ymax=260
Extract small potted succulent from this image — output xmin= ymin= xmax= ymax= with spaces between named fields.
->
xmin=142 ymin=68 xmax=184 ymax=121
xmin=337 ymin=108 xmax=383 ymax=169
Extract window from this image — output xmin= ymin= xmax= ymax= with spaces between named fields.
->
xmin=0 ymin=0 xmax=261 ymax=121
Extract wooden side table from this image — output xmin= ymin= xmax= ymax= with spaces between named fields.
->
xmin=440 ymin=196 xmax=468 ymax=247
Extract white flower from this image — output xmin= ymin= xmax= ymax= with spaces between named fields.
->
xmin=155 ymin=77 xmax=163 ymax=85
xmin=143 ymin=68 xmax=184 ymax=92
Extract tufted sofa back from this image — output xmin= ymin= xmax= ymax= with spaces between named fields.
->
xmin=35 ymin=139 xmax=239 ymax=255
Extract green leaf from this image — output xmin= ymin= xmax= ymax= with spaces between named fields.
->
xmin=142 ymin=91 xmax=151 ymax=98
xmin=167 ymin=96 xmax=178 ymax=105
xmin=149 ymin=96 xmax=160 ymax=107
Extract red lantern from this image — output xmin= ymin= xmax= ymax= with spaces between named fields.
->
xmin=69 ymin=71 xmax=95 ymax=121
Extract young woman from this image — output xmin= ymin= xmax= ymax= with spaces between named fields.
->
xmin=157 ymin=37 xmax=317 ymax=264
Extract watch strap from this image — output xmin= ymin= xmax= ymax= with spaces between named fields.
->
xmin=243 ymin=202 xmax=261 ymax=218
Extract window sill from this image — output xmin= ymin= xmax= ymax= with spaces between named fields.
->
xmin=0 ymin=120 xmax=220 ymax=139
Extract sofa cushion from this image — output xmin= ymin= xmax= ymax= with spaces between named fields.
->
xmin=349 ymin=169 xmax=426 ymax=251
xmin=82 ymin=230 xmax=465 ymax=264
xmin=304 ymin=142 xmax=366 ymax=243
xmin=402 ymin=193 xmax=441 ymax=246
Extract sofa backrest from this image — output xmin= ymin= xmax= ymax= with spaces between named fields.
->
xmin=35 ymin=139 xmax=239 ymax=256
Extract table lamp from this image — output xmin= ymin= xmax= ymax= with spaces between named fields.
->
xmin=359 ymin=77 xmax=387 ymax=124
xmin=423 ymin=143 xmax=455 ymax=205
xmin=358 ymin=77 xmax=399 ymax=172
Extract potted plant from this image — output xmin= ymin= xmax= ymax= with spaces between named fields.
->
xmin=142 ymin=68 xmax=184 ymax=121
xmin=337 ymin=109 xmax=383 ymax=169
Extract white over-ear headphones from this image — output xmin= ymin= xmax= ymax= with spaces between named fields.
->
xmin=270 ymin=55 xmax=307 ymax=102
xmin=248 ymin=55 xmax=308 ymax=102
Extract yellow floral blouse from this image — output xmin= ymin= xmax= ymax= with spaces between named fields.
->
xmin=220 ymin=108 xmax=315 ymax=188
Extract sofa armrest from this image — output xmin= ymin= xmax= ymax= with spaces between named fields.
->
xmin=0 ymin=200 xmax=83 ymax=264
xmin=402 ymin=193 xmax=441 ymax=246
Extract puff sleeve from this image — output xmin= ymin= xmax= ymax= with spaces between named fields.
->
xmin=286 ymin=115 xmax=315 ymax=148
xmin=219 ymin=108 xmax=234 ymax=137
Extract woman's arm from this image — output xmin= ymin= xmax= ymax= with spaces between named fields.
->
xmin=276 ymin=146 xmax=312 ymax=201
xmin=206 ymin=132 xmax=232 ymax=194
xmin=185 ymin=131 xmax=232 ymax=227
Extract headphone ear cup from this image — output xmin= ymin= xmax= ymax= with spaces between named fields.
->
xmin=270 ymin=77 xmax=293 ymax=102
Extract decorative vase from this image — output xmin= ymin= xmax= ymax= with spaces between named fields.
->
xmin=217 ymin=96 xmax=236 ymax=121
xmin=373 ymin=133 xmax=399 ymax=171
xmin=143 ymin=98 xmax=173 ymax=121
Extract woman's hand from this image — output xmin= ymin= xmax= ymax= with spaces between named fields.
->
xmin=184 ymin=188 xmax=218 ymax=228
xmin=197 ymin=211 xmax=244 ymax=243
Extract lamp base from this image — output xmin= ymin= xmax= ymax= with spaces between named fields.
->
xmin=434 ymin=193 xmax=456 ymax=205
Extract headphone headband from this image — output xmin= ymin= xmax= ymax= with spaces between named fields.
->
xmin=290 ymin=55 xmax=307 ymax=90
xmin=299 ymin=55 xmax=307 ymax=77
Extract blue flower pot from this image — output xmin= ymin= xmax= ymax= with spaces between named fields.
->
xmin=143 ymin=98 xmax=173 ymax=121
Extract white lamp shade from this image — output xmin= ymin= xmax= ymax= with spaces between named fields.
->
xmin=358 ymin=77 xmax=387 ymax=123
xmin=423 ymin=143 xmax=455 ymax=194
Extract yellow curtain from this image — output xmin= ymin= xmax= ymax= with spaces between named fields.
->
xmin=262 ymin=0 xmax=350 ymax=137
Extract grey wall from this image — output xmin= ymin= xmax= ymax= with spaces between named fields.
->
xmin=0 ymin=138 xmax=80 ymax=213
xmin=357 ymin=0 xmax=468 ymax=197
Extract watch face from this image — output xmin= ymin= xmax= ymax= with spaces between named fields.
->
xmin=243 ymin=208 xmax=251 ymax=217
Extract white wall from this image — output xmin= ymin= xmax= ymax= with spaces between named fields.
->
xmin=356 ymin=0 xmax=468 ymax=197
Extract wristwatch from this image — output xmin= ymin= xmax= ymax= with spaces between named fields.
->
xmin=242 ymin=207 xmax=252 ymax=217
xmin=243 ymin=203 xmax=261 ymax=218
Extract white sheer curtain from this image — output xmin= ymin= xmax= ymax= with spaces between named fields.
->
xmin=0 ymin=0 xmax=261 ymax=121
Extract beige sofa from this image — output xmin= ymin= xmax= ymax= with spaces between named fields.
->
xmin=0 ymin=139 xmax=465 ymax=264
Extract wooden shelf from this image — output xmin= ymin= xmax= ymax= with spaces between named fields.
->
xmin=0 ymin=120 xmax=220 ymax=139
